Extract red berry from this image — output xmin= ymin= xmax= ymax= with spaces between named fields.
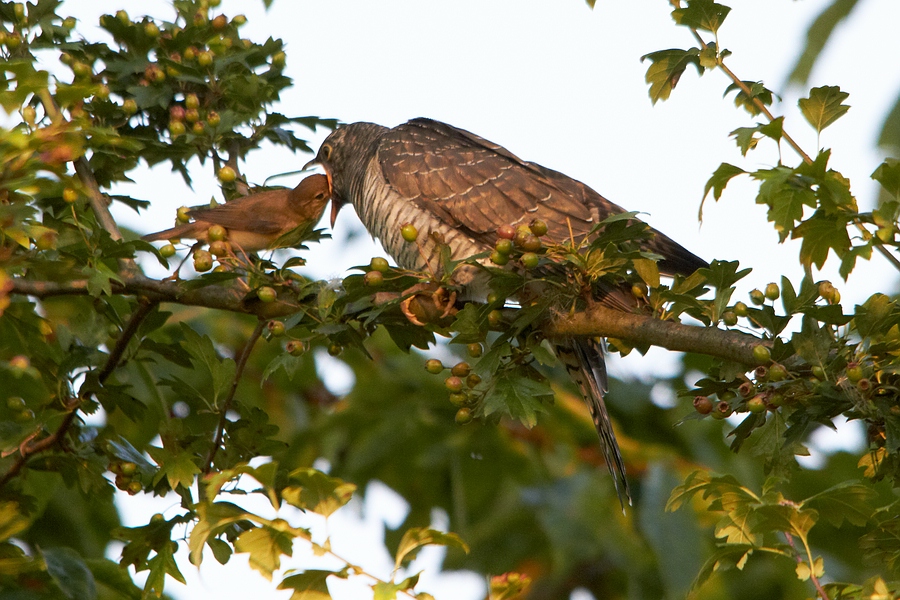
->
xmin=455 ymin=407 xmax=473 ymax=424
xmin=445 ymin=376 xmax=463 ymax=392
xmin=450 ymin=362 xmax=471 ymax=377
xmin=693 ymin=395 xmax=713 ymax=414
xmin=497 ymin=224 xmax=515 ymax=240
xmin=364 ymin=270 xmax=384 ymax=287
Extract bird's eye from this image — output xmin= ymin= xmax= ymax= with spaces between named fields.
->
xmin=320 ymin=143 xmax=333 ymax=161
xmin=314 ymin=192 xmax=326 ymax=200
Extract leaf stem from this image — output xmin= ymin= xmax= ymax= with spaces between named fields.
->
xmin=783 ymin=532 xmax=831 ymax=600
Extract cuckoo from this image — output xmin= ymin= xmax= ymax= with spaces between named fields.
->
xmin=308 ymin=118 xmax=707 ymax=505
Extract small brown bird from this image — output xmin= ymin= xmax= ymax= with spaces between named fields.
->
xmin=142 ymin=174 xmax=331 ymax=252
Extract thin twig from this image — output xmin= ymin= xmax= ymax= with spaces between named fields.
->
xmin=0 ymin=300 xmax=158 ymax=488
xmin=201 ymin=320 xmax=265 ymax=476
xmin=783 ymin=532 xmax=831 ymax=600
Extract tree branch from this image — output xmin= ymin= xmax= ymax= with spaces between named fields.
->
xmin=0 ymin=299 xmax=158 ymax=488
xmin=545 ymin=303 xmax=765 ymax=365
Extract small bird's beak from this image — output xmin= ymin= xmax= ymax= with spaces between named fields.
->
xmin=330 ymin=197 xmax=343 ymax=228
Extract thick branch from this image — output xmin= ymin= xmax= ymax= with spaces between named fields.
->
xmin=546 ymin=304 xmax=766 ymax=365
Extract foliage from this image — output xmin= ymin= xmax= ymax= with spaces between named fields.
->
xmin=1 ymin=1 xmax=899 ymax=600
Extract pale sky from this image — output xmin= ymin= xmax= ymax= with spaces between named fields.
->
xmin=27 ymin=0 xmax=900 ymax=598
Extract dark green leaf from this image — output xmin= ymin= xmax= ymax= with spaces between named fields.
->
xmin=799 ymin=85 xmax=851 ymax=134
xmin=43 ymin=546 xmax=97 ymax=600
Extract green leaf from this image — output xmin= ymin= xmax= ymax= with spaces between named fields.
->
xmin=804 ymin=481 xmax=877 ymax=527
xmin=234 ymin=526 xmax=294 ymax=580
xmin=703 ymin=163 xmax=745 ymax=204
xmin=724 ymin=81 xmax=777 ymax=117
xmin=481 ymin=371 xmax=552 ymax=427
xmin=282 ymin=468 xmax=356 ymax=517
xmin=632 ymin=258 xmax=660 ymax=288
xmin=799 ymin=85 xmax=850 ymax=134
xmin=671 ymin=0 xmax=732 ymax=33
xmin=792 ymin=212 xmax=852 ymax=269
xmin=872 ymin=159 xmax=900 ymax=199
xmin=641 ymin=48 xmax=702 ymax=104
xmin=280 ymin=569 xmax=348 ymax=599
xmin=393 ymin=528 xmax=469 ymax=571
xmin=43 ymin=547 xmax=97 ymax=600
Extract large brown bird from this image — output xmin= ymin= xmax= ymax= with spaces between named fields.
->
xmin=142 ymin=174 xmax=331 ymax=252
xmin=308 ymin=118 xmax=707 ymax=505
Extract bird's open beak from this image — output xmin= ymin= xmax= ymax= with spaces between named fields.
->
xmin=302 ymin=157 xmax=318 ymax=171
xmin=330 ymin=197 xmax=344 ymax=228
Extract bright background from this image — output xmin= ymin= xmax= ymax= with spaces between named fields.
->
xmin=39 ymin=1 xmax=900 ymax=598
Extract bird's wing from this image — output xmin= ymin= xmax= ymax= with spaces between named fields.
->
xmin=189 ymin=189 xmax=289 ymax=235
xmin=377 ymin=118 xmax=601 ymax=245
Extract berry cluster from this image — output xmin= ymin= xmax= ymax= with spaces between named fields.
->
xmin=110 ymin=460 xmax=143 ymax=495
xmin=424 ymin=343 xmax=485 ymax=424
xmin=490 ymin=219 xmax=548 ymax=269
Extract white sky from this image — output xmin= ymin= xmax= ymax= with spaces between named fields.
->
xmin=18 ymin=0 xmax=900 ymax=598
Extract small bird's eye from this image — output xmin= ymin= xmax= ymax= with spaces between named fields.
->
xmin=315 ymin=192 xmax=326 ymax=200
xmin=320 ymin=143 xmax=333 ymax=161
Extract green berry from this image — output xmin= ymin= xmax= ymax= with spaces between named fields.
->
xmin=120 ymin=462 xmax=138 ymax=476
xmin=208 ymin=240 xmax=229 ymax=257
xmin=62 ymin=188 xmax=78 ymax=203
xmin=722 ymin=311 xmax=737 ymax=327
xmin=257 ymin=286 xmax=277 ymax=303
xmin=455 ymin=407 xmax=473 ymax=424
xmin=746 ymin=395 xmax=766 ymax=413
xmin=217 ymin=166 xmax=237 ymax=183
xmin=768 ymin=364 xmax=787 ymax=382
xmin=495 ymin=238 xmax=513 ymax=255
xmin=370 ymin=257 xmax=389 ymax=272
xmin=400 ymin=223 xmax=418 ymax=242
xmin=445 ymin=376 xmax=463 ymax=393
xmin=520 ymin=235 xmax=542 ymax=252
xmin=122 ymin=98 xmax=138 ymax=115
xmin=733 ymin=301 xmax=749 ymax=317
xmin=424 ymin=359 xmax=444 ymax=374
xmin=752 ymin=344 xmax=771 ymax=365
xmin=520 ymin=252 xmax=539 ymax=269
xmin=467 ymin=343 xmax=483 ymax=358
xmin=749 ymin=289 xmax=765 ymax=305
xmin=14 ymin=408 xmax=35 ymax=422
xmin=811 ymin=365 xmax=826 ymax=381
xmin=144 ymin=22 xmax=160 ymax=37
xmin=765 ymin=282 xmax=780 ymax=301
xmin=159 ymin=243 xmax=177 ymax=258
xmin=327 ymin=343 xmax=342 ymax=356
xmin=267 ymin=321 xmax=285 ymax=337
xmin=364 ymin=270 xmax=384 ymax=287
xmin=127 ymin=481 xmax=142 ymax=495
xmin=448 ymin=392 xmax=468 ymax=407
xmin=192 ymin=250 xmax=213 ymax=272
xmin=176 ymin=206 xmax=191 ymax=223
xmin=490 ymin=250 xmax=509 ymax=266
xmin=487 ymin=310 xmax=503 ymax=328
xmin=6 ymin=397 xmax=26 ymax=411
xmin=169 ymin=121 xmax=186 ymax=137
xmin=198 ymin=51 xmax=214 ymax=67
xmin=466 ymin=374 xmax=482 ymax=388
xmin=846 ymin=364 xmax=864 ymax=383
xmin=285 ymin=341 xmax=303 ymax=356
xmin=207 ymin=224 xmax=227 ymax=242
xmin=529 ymin=219 xmax=548 ymax=237
xmin=185 ymin=94 xmax=200 ymax=109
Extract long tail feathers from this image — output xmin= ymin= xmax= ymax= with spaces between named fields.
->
xmin=558 ymin=337 xmax=631 ymax=509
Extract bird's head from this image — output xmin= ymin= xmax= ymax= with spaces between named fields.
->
xmin=287 ymin=173 xmax=331 ymax=223
xmin=304 ymin=122 xmax=388 ymax=227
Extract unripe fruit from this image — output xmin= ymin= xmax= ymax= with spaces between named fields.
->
xmin=693 ymin=395 xmax=713 ymax=414
xmin=631 ymin=284 xmax=647 ymax=298
xmin=466 ymin=374 xmax=481 ymax=388
xmin=217 ymin=166 xmax=237 ymax=182
xmin=448 ymin=392 xmax=468 ymax=407
xmin=22 ymin=105 xmax=36 ymax=125
xmin=211 ymin=14 xmax=227 ymax=30
xmin=176 ymin=206 xmax=191 ymax=223
xmin=495 ymin=238 xmax=513 ymax=255
xmin=62 ymin=16 xmax=76 ymax=29
xmin=746 ymin=395 xmax=766 ymax=413
xmin=445 ymin=376 xmax=463 ymax=393
xmin=520 ymin=235 xmax=542 ymax=252
xmin=213 ymin=265 xmax=229 ymax=273
xmin=207 ymin=224 xmax=227 ymax=241
xmin=722 ymin=311 xmax=737 ymax=327
xmin=754 ymin=366 xmax=768 ymax=380
xmin=183 ymin=47 xmax=197 ymax=61
xmin=400 ymin=223 xmax=418 ymax=242
xmin=14 ymin=409 xmax=35 ymax=422
xmin=232 ymin=14 xmax=247 ymax=26
xmin=768 ymin=392 xmax=785 ymax=408
xmin=257 ymin=286 xmax=277 ymax=303
xmin=733 ymin=301 xmax=749 ymax=317
xmin=713 ymin=401 xmax=733 ymax=419
xmin=208 ymin=240 xmax=229 ymax=257
xmin=768 ymin=364 xmax=787 ymax=382
xmin=363 ymin=270 xmax=383 ymax=287
xmin=811 ymin=365 xmax=826 ymax=381
xmin=4 ymin=32 xmax=20 ymax=49
xmin=285 ymin=340 xmax=303 ymax=356
xmin=450 ymin=362 xmax=471 ymax=378
xmin=170 ymin=105 xmax=186 ymax=121
xmin=168 ymin=121 xmax=186 ymax=136
xmin=127 ymin=481 xmax=142 ymax=495
xmin=467 ymin=343 xmax=483 ymax=358
xmin=14 ymin=3 xmax=25 ymax=21
xmin=6 ymin=397 xmax=26 ymax=411
xmin=206 ymin=111 xmax=220 ymax=127
xmin=184 ymin=108 xmax=200 ymax=123
xmin=370 ymin=256 xmax=389 ymax=272
xmin=193 ymin=250 xmax=213 ymax=272
xmin=487 ymin=309 xmax=503 ymax=328
xmin=123 ymin=99 xmax=138 ymax=115
xmin=62 ymin=188 xmax=78 ymax=203
xmin=144 ymin=22 xmax=160 ymax=37
xmin=490 ymin=250 xmax=509 ymax=266
xmin=272 ymin=51 xmax=286 ymax=67
xmin=846 ymin=364 xmax=864 ymax=383
xmin=857 ymin=378 xmax=872 ymax=392
xmin=9 ymin=355 xmax=29 ymax=371
xmin=120 ymin=462 xmax=137 ymax=476
xmin=749 ymin=289 xmax=765 ymax=305
xmin=116 ymin=10 xmax=129 ymax=24
xmin=752 ymin=344 xmax=771 ymax=365
xmin=267 ymin=320 xmax=285 ymax=337
xmin=455 ymin=407 xmax=473 ymax=424
xmin=738 ymin=381 xmax=754 ymax=398
xmin=497 ymin=224 xmax=515 ymax=240
xmin=192 ymin=122 xmax=206 ymax=135
xmin=520 ymin=252 xmax=539 ymax=269
xmin=424 ymin=359 xmax=444 ymax=374
xmin=529 ymin=219 xmax=548 ymax=237
xmin=327 ymin=343 xmax=342 ymax=356
xmin=198 ymin=51 xmax=214 ymax=67
xmin=72 ymin=62 xmax=92 ymax=78
xmin=765 ymin=282 xmax=780 ymax=301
